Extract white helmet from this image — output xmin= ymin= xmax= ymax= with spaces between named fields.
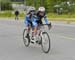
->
xmin=27 ymin=7 xmax=35 ymax=14
xmin=38 ymin=7 xmax=45 ymax=12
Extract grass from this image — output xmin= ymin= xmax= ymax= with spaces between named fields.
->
xmin=47 ymin=13 xmax=75 ymax=18
xmin=0 ymin=11 xmax=25 ymax=19
xmin=47 ymin=13 xmax=75 ymax=24
xmin=0 ymin=11 xmax=75 ymax=21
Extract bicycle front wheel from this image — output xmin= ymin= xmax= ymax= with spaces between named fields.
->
xmin=41 ymin=32 xmax=50 ymax=53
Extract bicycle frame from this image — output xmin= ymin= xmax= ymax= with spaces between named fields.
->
xmin=23 ymin=23 xmax=52 ymax=53
xmin=31 ymin=23 xmax=52 ymax=36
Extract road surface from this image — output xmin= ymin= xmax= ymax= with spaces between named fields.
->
xmin=0 ymin=19 xmax=75 ymax=60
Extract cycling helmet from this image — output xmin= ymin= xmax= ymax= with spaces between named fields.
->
xmin=38 ymin=7 xmax=45 ymax=12
xmin=27 ymin=7 xmax=35 ymax=14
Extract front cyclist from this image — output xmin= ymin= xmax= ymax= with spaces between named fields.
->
xmin=32 ymin=7 xmax=49 ymax=38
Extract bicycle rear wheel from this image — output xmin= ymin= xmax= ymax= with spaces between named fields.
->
xmin=41 ymin=32 xmax=50 ymax=53
xmin=23 ymin=29 xmax=30 ymax=47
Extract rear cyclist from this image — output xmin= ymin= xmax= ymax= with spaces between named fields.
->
xmin=24 ymin=7 xmax=36 ymax=36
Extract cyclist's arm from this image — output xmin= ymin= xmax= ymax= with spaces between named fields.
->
xmin=24 ymin=15 xmax=30 ymax=24
xmin=24 ymin=15 xmax=31 ymax=27
xmin=44 ymin=16 xmax=48 ymax=24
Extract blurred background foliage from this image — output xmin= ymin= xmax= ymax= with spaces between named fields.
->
xmin=0 ymin=0 xmax=75 ymax=13
xmin=25 ymin=0 xmax=75 ymax=14
xmin=0 ymin=0 xmax=75 ymax=18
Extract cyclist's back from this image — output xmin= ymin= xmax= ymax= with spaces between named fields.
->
xmin=24 ymin=7 xmax=36 ymax=27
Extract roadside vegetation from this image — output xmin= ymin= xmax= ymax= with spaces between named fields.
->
xmin=0 ymin=11 xmax=75 ymax=19
xmin=0 ymin=0 xmax=75 ymax=20
xmin=0 ymin=11 xmax=25 ymax=19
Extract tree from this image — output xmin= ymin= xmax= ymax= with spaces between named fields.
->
xmin=24 ymin=0 xmax=75 ymax=13
xmin=0 ymin=0 xmax=12 ymax=10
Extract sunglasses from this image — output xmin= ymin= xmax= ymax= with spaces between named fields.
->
xmin=30 ymin=10 xmax=35 ymax=12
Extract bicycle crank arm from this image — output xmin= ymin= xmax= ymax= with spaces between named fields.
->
xmin=30 ymin=40 xmax=36 ymax=44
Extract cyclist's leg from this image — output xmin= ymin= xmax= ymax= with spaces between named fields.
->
xmin=32 ymin=21 xmax=38 ymax=37
xmin=25 ymin=20 xmax=31 ymax=34
xmin=38 ymin=22 xmax=43 ymax=35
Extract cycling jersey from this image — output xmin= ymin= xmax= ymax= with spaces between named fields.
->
xmin=24 ymin=14 xmax=33 ymax=27
xmin=32 ymin=15 xmax=48 ymax=27
xmin=24 ymin=13 xmax=48 ymax=27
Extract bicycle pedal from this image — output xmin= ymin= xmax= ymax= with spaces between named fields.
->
xmin=36 ymin=40 xmax=41 ymax=45
xmin=36 ymin=40 xmax=38 ymax=43
xmin=32 ymin=38 xmax=34 ymax=40
xmin=26 ymin=34 xmax=29 ymax=38
xmin=31 ymin=40 xmax=35 ymax=44
xmin=31 ymin=41 xmax=34 ymax=44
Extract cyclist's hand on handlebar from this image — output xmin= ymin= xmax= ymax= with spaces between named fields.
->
xmin=48 ymin=22 xmax=52 ymax=30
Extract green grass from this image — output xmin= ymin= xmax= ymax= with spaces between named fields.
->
xmin=47 ymin=13 xmax=75 ymax=18
xmin=0 ymin=11 xmax=75 ymax=21
xmin=0 ymin=11 xmax=25 ymax=19
xmin=47 ymin=13 xmax=75 ymax=24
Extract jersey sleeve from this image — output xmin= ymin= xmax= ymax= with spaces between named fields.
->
xmin=24 ymin=15 xmax=30 ymax=24
xmin=44 ymin=16 xmax=48 ymax=24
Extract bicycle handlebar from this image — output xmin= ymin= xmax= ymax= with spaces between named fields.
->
xmin=40 ymin=23 xmax=51 ymax=25
xmin=39 ymin=22 xmax=52 ymax=30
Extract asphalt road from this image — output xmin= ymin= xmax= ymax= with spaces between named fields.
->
xmin=0 ymin=19 xmax=75 ymax=60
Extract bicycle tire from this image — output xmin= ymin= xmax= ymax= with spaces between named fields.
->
xmin=41 ymin=32 xmax=50 ymax=53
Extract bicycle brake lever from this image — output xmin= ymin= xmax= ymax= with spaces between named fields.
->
xmin=48 ymin=22 xmax=52 ymax=30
